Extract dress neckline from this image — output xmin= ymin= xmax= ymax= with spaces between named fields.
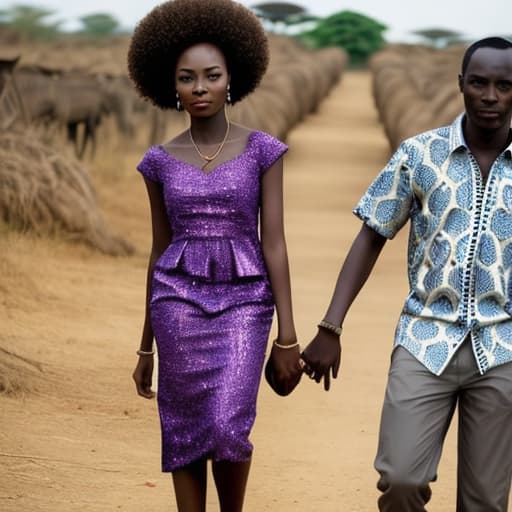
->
xmin=157 ymin=130 xmax=258 ymax=176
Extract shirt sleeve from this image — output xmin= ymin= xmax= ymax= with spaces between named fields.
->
xmin=257 ymin=132 xmax=288 ymax=173
xmin=136 ymin=146 xmax=160 ymax=183
xmin=353 ymin=143 xmax=413 ymax=239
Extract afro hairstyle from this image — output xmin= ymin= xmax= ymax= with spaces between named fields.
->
xmin=127 ymin=0 xmax=269 ymax=109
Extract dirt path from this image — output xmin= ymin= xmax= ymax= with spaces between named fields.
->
xmin=0 ymin=70 xmax=477 ymax=511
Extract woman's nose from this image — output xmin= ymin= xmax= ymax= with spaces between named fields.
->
xmin=193 ymin=80 xmax=207 ymax=94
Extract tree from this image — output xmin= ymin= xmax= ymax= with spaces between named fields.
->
xmin=78 ymin=13 xmax=119 ymax=37
xmin=251 ymin=2 xmax=306 ymax=22
xmin=251 ymin=2 xmax=318 ymax=32
xmin=0 ymin=4 xmax=61 ymax=40
xmin=411 ymin=28 xmax=464 ymax=48
xmin=300 ymin=10 xmax=387 ymax=67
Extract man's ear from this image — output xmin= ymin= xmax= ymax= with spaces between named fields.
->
xmin=458 ymin=74 xmax=464 ymax=93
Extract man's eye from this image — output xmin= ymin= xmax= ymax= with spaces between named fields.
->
xmin=497 ymin=81 xmax=512 ymax=92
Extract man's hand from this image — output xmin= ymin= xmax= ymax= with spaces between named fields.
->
xmin=301 ymin=329 xmax=341 ymax=391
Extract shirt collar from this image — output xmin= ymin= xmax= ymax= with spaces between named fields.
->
xmin=450 ymin=113 xmax=512 ymax=159
xmin=506 ymin=133 xmax=512 ymax=159
xmin=449 ymin=114 xmax=468 ymax=153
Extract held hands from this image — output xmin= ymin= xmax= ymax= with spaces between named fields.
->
xmin=133 ymin=352 xmax=156 ymax=399
xmin=271 ymin=340 xmax=304 ymax=387
xmin=301 ymin=326 xmax=342 ymax=391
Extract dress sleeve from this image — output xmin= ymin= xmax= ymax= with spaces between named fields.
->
xmin=257 ymin=132 xmax=288 ymax=173
xmin=136 ymin=146 xmax=160 ymax=183
xmin=353 ymin=143 xmax=413 ymax=240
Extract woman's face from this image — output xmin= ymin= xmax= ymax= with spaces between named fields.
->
xmin=175 ymin=43 xmax=230 ymax=117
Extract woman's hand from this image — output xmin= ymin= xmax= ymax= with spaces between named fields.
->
xmin=133 ymin=356 xmax=155 ymax=399
xmin=301 ymin=329 xmax=341 ymax=391
xmin=271 ymin=343 xmax=303 ymax=383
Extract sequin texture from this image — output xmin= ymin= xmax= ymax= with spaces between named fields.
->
xmin=137 ymin=131 xmax=287 ymax=472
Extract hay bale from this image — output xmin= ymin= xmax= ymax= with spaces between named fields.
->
xmin=0 ymin=132 xmax=134 ymax=256
xmin=371 ymin=44 xmax=466 ymax=150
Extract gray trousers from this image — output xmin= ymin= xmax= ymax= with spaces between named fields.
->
xmin=374 ymin=341 xmax=512 ymax=512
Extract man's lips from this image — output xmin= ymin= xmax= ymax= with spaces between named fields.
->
xmin=477 ymin=110 xmax=500 ymax=117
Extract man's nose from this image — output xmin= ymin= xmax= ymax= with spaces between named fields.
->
xmin=482 ymin=84 xmax=498 ymax=102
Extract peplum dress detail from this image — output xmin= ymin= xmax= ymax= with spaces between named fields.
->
xmin=137 ymin=130 xmax=288 ymax=472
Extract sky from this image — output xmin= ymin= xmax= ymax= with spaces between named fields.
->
xmin=5 ymin=0 xmax=512 ymax=43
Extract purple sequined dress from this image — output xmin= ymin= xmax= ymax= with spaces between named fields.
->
xmin=137 ymin=131 xmax=287 ymax=472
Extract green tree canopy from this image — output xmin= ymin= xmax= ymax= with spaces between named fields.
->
xmin=0 ymin=4 xmax=61 ymax=39
xmin=78 ymin=13 xmax=119 ymax=37
xmin=300 ymin=10 xmax=387 ymax=66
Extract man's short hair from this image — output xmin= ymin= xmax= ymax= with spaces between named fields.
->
xmin=461 ymin=36 xmax=512 ymax=76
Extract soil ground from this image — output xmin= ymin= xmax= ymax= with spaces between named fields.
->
xmin=1 ymin=70 xmax=507 ymax=511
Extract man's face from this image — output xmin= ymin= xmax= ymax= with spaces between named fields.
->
xmin=459 ymin=47 xmax=512 ymax=132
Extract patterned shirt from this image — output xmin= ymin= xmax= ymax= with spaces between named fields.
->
xmin=354 ymin=114 xmax=512 ymax=375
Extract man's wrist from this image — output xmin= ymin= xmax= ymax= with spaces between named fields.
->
xmin=318 ymin=319 xmax=342 ymax=337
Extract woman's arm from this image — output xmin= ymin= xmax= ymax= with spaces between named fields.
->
xmin=133 ymin=177 xmax=173 ymax=398
xmin=260 ymin=158 xmax=301 ymax=380
xmin=302 ymin=223 xmax=387 ymax=390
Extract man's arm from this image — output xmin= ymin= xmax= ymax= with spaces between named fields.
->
xmin=302 ymin=223 xmax=387 ymax=390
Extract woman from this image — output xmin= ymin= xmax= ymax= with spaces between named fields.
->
xmin=127 ymin=1 xmax=301 ymax=510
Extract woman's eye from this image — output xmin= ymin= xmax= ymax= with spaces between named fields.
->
xmin=208 ymin=74 xmax=221 ymax=80
xmin=178 ymin=76 xmax=192 ymax=82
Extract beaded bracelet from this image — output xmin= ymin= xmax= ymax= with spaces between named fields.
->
xmin=318 ymin=319 xmax=343 ymax=337
xmin=136 ymin=349 xmax=155 ymax=356
xmin=273 ymin=339 xmax=300 ymax=350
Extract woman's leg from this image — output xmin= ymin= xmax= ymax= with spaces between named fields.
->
xmin=212 ymin=459 xmax=252 ymax=512
xmin=172 ymin=458 xmax=207 ymax=512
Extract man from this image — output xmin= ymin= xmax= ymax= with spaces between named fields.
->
xmin=303 ymin=37 xmax=512 ymax=511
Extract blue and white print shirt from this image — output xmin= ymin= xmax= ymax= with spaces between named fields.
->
xmin=354 ymin=114 xmax=512 ymax=375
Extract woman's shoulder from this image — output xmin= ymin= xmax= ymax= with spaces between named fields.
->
xmin=160 ymin=130 xmax=189 ymax=154
xmin=230 ymin=123 xmax=285 ymax=149
xmin=137 ymin=131 xmax=188 ymax=179
xmin=232 ymin=125 xmax=288 ymax=171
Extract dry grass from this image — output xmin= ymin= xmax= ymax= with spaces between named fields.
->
xmin=0 ymin=131 xmax=134 ymax=255
xmin=0 ymin=346 xmax=43 ymax=396
xmin=370 ymin=44 xmax=465 ymax=149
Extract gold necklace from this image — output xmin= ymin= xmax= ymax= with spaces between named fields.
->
xmin=189 ymin=120 xmax=231 ymax=169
